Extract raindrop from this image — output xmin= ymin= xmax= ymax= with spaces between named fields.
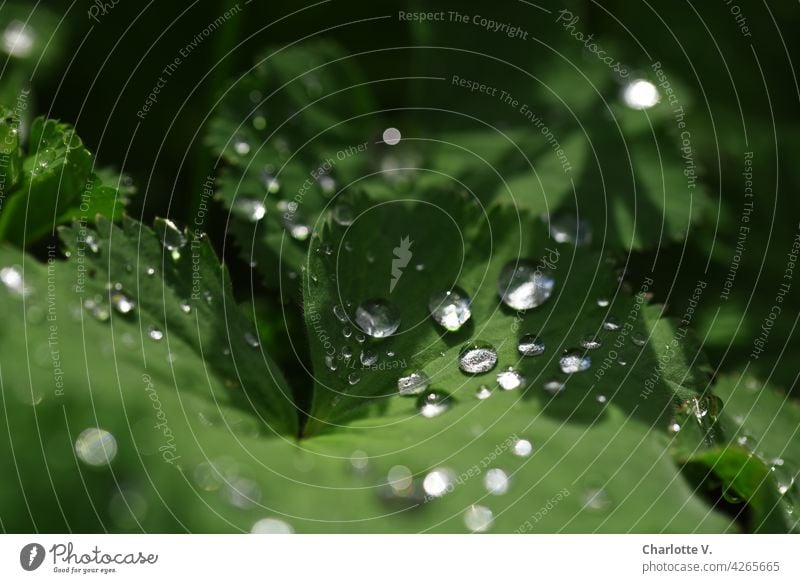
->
xmin=464 ymin=505 xmax=493 ymax=532
xmin=232 ymin=197 xmax=266 ymax=222
xmin=512 ymin=439 xmax=533 ymax=457
xmin=84 ymin=296 xmax=110 ymax=322
xmin=0 ymin=266 xmax=28 ymax=296
xmin=332 ymin=204 xmax=354 ymax=226
xmin=318 ymin=174 xmax=336 ymax=194
xmin=233 ymin=137 xmax=251 ymax=155
xmin=251 ymin=518 xmax=294 ymax=534
xmin=355 ymin=299 xmax=401 ymax=338
xmin=631 ymin=332 xmax=647 ymax=347
xmin=332 ymin=304 xmax=348 ymax=323
xmin=382 ymin=127 xmax=402 ymax=146
xmin=324 ymin=354 xmax=338 ymax=371
xmin=417 ymin=390 xmax=452 ymax=418
xmin=423 ymin=468 xmax=455 ymax=498
xmin=596 ymin=297 xmax=610 ymax=308
xmin=548 ymin=213 xmax=592 ymax=246
xmin=543 ymin=379 xmax=566 ymax=394
xmin=596 ymin=394 xmax=608 ymax=404
xmin=154 ymin=218 xmax=187 ymax=260
xmin=244 ymin=332 xmax=260 ymax=348
xmin=580 ymin=335 xmax=602 ymax=350
xmin=497 ymin=368 xmax=525 ymax=391
xmin=110 ymin=290 xmax=135 ymax=315
xmin=475 ymin=385 xmax=492 ymax=400
xmin=387 ymin=465 xmax=413 ymax=495
xmin=458 ymin=342 xmax=498 ymax=374
xmin=84 ymin=233 xmax=101 ymax=254
xmin=582 ymin=487 xmax=612 ymax=512
xmin=347 ymin=372 xmax=361 ymax=385
xmin=559 ymin=350 xmax=592 ymax=373
xmin=623 ymin=79 xmax=661 ymax=110
xmin=359 ymin=349 xmax=378 ymax=367
xmin=602 ymin=317 xmax=621 ymax=331
xmin=497 ymin=260 xmax=555 ymax=310
xmin=342 ymin=327 xmax=352 ymax=339
xmin=75 ymin=428 xmax=117 ymax=467
xmin=342 ymin=347 xmax=353 ymax=360
xmin=179 ymin=300 xmax=192 ymax=314
xmin=428 ymin=288 xmax=472 ymax=332
xmin=148 ymin=327 xmax=164 ymax=341
xmin=484 ymin=468 xmax=510 ymax=495
xmin=518 ymin=333 xmax=545 ymax=356
xmin=398 ymin=371 xmax=430 ymax=396
xmin=146 ymin=266 xmax=156 ymax=277
xmin=355 ymin=333 xmax=366 ymax=344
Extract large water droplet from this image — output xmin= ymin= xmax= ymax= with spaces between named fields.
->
xmin=398 ymin=371 xmax=430 ymax=396
xmin=464 ymin=505 xmax=493 ymax=532
xmin=355 ymin=299 xmax=401 ymax=338
xmin=458 ymin=342 xmax=498 ymax=374
xmin=497 ymin=260 xmax=555 ymax=310
xmin=75 ymin=428 xmax=117 ymax=467
xmin=232 ymin=197 xmax=266 ymax=222
xmin=154 ymin=218 xmax=187 ymax=260
xmin=559 ymin=350 xmax=592 ymax=373
xmin=518 ymin=333 xmax=545 ymax=356
xmin=417 ymin=390 xmax=452 ymax=418
xmin=484 ymin=468 xmax=510 ymax=495
xmin=251 ymin=518 xmax=294 ymax=534
xmin=497 ymin=368 xmax=525 ymax=390
xmin=423 ymin=468 xmax=455 ymax=498
xmin=428 ymin=288 xmax=472 ymax=331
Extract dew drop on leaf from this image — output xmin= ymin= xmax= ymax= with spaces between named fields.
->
xmin=417 ymin=390 xmax=452 ymax=418
xmin=232 ymin=197 xmax=266 ymax=222
xmin=497 ymin=368 xmax=525 ymax=390
xmin=518 ymin=333 xmax=545 ymax=356
xmin=423 ymin=468 xmax=455 ymax=498
xmin=497 ymin=260 xmax=555 ymax=310
xmin=250 ymin=518 xmax=294 ymax=534
xmin=398 ymin=371 xmax=430 ymax=396
xmin=464 ymin=505 xmax=493 ymax=532
xmin=512 ymin=439 xmax=533 ymax=457
xmin=75 ymin=428 xmax=117 ymax=467
xmin=428 ymin=287 xmax=472 ymax=332
xmin=559 ymin=350 xmax=592 ymax=373
xmin=355 ymin=298 xmax=401 ymax=338
xmin=484 ymin=468 xmax=510 ymax=495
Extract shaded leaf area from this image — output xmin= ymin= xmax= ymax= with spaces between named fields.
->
xmin=0 ymin=112 xmax=129 ymax=247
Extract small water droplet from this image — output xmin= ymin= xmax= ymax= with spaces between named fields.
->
xmin=582 ymin=487 xmax=612 ymax=512
xmin=475 ymin=385 xmax=492 ymax=400
xmin=317 ymin=174 xmax=336 ymax=195
xmin=497 ymin=368 xmax=525 ymax=390
xmin=382 ymin=127 xmax=402 ymax=146
xmin=233 ymin=137 xmax=251 ymax=155
xmin=559 ymin=350 xmax=592 ymax=373
xmin=75 ymin=428 xmax=117 ymax=467
xmin=332 ymin=304 xmax=348 ymax=323
xmin=342 ymin=347 xmax=353 ymax=360
xmin=342 ymin=327 xmax=352 ymax=339
xmin=548 ymin=213 xmax=592 ymax=246
xmin=623 ymin=79 xmax=660 ymax=110
xmin=518 ymin=333 xmax=545 ymax=356
xmin=417 ymin=390 xmax=452 ymax=418
xmin=84 ymin=296 xmax=110 ymax=322
xmin=464 ymin=505 xmax=493 ymax=532
xmin=484 ymin=468 xmax=510 ymax=495
xmin=580 ymin=335 xmax=602 ymax=350
xmin=355 ymin=299 xmax=401 ymax=338
xmin=398 ymin=372 xmax=430 ymax=396
xmin=179 ymin=300 xmax=192 ymax=314
xmin=458 ymin=342 xmax=498 ymax=375
xmin=423 ymin=468 xmax=455 ymax=498
xmin=602 ymin=317 xmax=621 ymax=331
xmin=355 ymin=333 xmax=366 ymax=344
xmin=332 ymin=204 xmax=354 ymax=226
xmin=543 ymin=379 xmax=565 ymax=394
xmin=347 ymin=372 xmax=361 ymax=385
xmin=512 ymin=439 xmax=533 ymax=457
xmin=428 ymin=287 xmax=472 ymax=332
xmin=596 ymin=394 xmax=608 ymax=404
xmin=497 ymin=260 xmax=555 ymax=310
xmin=2 ymin=20 xmax=35 ymax=58
xmin=360 ymin=349 xmax=378 ymax=367
xmin=84 ymin=233 xmax=101 ymax=254
xmin=110 ymin=290 xmax=135 ymax=315
xmin=324 ymin=354 xmax=338 ymax=371
xmin=596 ymin=297 xmax=610 ymax=307
xmin=251 ymin=518 xmax=294 ymax=534
xmin=232 ymin=197 xmax=266 ymax=222
xmin=146 ymin=266 xmax=156 ymax=277
xmin=631 ymin=332 xmax=647 ymax=347
xmin=244 ymin=332 xmax=260 ymax=348
xmin=0 ymin=266 xmax=28 ymax=296
xmin=148 ymin=327 xmax=164 ymax=341
xmin=350 ymin=450 xmax=369 ymax=472
xmin=154 ymin=218 xmax=187 ymax=260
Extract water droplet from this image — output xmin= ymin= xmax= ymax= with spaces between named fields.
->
xmin=497 ymin=260 xmax=555 ymax=310
xmin=84 ymin=233 xmax=101 ymax=254
xmin=75 ymin=428 xmax=117 ymax=467
xmin=464 ymin=505 xmax=493 ymax=532
xmin=428 ymin=288 xmax=472 ymax=332
xmin=347 ymin=372 xmax=361 ymax=385
xmin=382 ymin=127 xmax=402 ymax=146
xmin=359 ymin=349 xmax=378 ymax=367
xmin=475 ymin=385 xmax=492 ymax=400
xmin=582 ymin=487 xmax=612 ymax=512
xmin=596 ymin=297 xmax=610 ymax=307
xmin=2 ymin=20 xmax=34 ymax=58
xmin=355 ymin=299 xmax=401 ymax=338
xmin=110 ymin=290 xmax=135 ymax=315
xmin=580 ymin=335 xmax=602 ymax=350
xmin=233 ymin=137 xmax=251 ymax=155
xmin=548 ymin=213 xmax=592 ymax=246
xmin=518 ymin=333 xmax=545 ymax=356
xmin=317 ymin=174 xmax=336 ymax=195
xmin=244 ymin=332 xmax=260 ymax=348
xmin=146 ymin=266 xmax=156 ymax=277
xmin=497 ymin=368 xmax=525 ymax=390
xmin=251 ymin=518 xmax=294 ymax=534
xmin=484 ymin=468 xmax=510 ymax=495
xmin=148 ymin=327 xmax=164 ymax=341
xmin=512 ymin=438 xmax=533 ymax=457
xmin=559 ymin=350 xmax=592 ymax=373
xmin=458 ymin=342 xmax=498 ymax=374
xmin=631 ymin=332 xmax=647 ymax=347
xmin=342 ymin=347 xmax=353 ymax=360
xmin=350 ymin=450 xmax=369 ymax=472
xmin=417 ymin=390 xmax=452 ymax=418
xmin=415 ymin=263 xmax=425 ymax=271
xmin=423 ymin=468 xmax=455 ymax=498
xmin=154 ymin=218 xmax=187 ymax=260
xmin=398 ymin=371 xmax=430 ymax=396
xmin=668 ymin=422 xmax=681 ymax=434
xmin=623 ymin=79 xmax=660 ymax=110
xmin=84 ymin=296 xmax=109 ymax=322
xmin=332 ymin=204 xmax=354 ymax=226
xmin=602 ymin=317 xmax=621 ymax=331
xmin=342 ymin=327 xmax=352 ymax=339
xmin=179 ymin=300 xmax=192 ymax=314
xmin=332 ymin=304 xmax=348 ymax=323
xmin=232 ymin=197 xmax=266 ymax=222
xmin=543 ymin=379 xmax=565 ymax=394
xmin=596 ymin=394 xmax=608 ymax=404
xmin=324 ymin=354 xmax=338 ymax=371
xmin=223 ymin=477 xmax=262 ymax=509
xmin=387 ymin=465 xmax=413 ymax=494
xmin=355 ymin=333 xmax=366 ymax=344
xmin=0 ymin=266 xmax=28 ymax=296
